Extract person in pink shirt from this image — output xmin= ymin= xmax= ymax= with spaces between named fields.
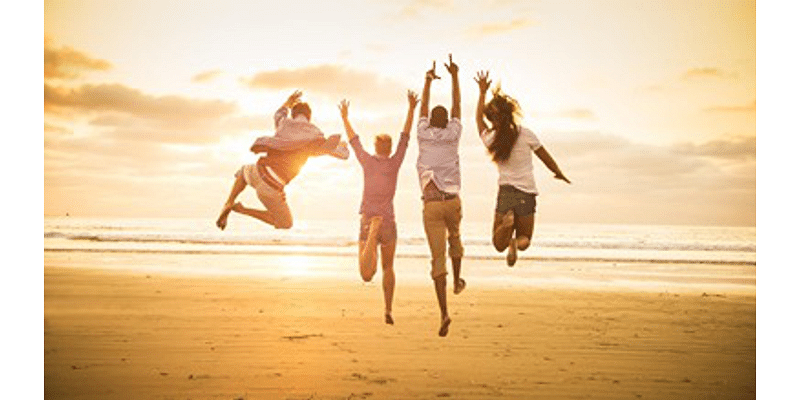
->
xmin=338 ymin=90 xmax=419 ymax=325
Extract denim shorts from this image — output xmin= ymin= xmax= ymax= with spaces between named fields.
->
xmin=495 ymin=185 xmax=537 ymax=216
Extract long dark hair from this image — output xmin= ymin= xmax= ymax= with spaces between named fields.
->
xmin=484 ymin=88 xmax=522 ymax=163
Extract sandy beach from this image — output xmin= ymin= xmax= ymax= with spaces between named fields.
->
xmin=44 ymin=258 xmax=755 ymax=400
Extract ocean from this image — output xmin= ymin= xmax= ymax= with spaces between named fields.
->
xmin=44 ymin=217 xmax=755 ymax=292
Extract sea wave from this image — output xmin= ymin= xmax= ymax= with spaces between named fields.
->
xmin=44 ymin=231 xmax=755 ymax=254
xmin=43 ymin=247 xmax=755 ymax=266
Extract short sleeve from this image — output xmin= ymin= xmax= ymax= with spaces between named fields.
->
xmin=446 ymin=118 xmax=462 ymax=133
xmin=417 ymin=116 xmax=430 ymax=133
xmin=523 ymin=127 xmax=542 ymax=151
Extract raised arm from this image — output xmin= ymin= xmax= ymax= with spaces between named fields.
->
xmin=338 ymin=100 xmax=357 ymax=142
xmin=275 ymin=90 xmax=303 ymax=128
xmin=404 ymin=90 xmax=420 ymax=134
xmin=474 ymin=70 xmax=491 ymax=135
xmin=534 ymin=147 xmax=571 ymax=184
xmin=338 ymin=99 xmax=367 ymax=164
xmin=420 ymin=61 xmax=439 ymax=119
xmin=444 ymin=54 xmax=460 ymax=120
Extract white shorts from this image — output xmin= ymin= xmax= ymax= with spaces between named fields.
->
xmin=235 ymin=164 xmax=292 ymax=229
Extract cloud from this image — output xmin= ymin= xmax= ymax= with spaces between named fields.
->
xmin=672 ymin=136 xmax=755 ymax=160
xmin=524 ymin=131 xmax=755 ymax=225
xmin=470 ymin=18 xmax=536 ymax=36
xmin=703 ymin=100 xmax=756 ymax=113
xmin=682 ymin=67 xmax=738 ymax=81
xmin=44 ymin=83 xmax=238 ymax=123
xmin=242 ymin=65 xmax=408 ymax=108
xmin=398 ymin=0 xmax=453 ymax=18
xmin=44 ymin=41 xmax=112 ymax=79
xmin=44 ymin=122 xmax=71 ymax=135
xmin=191 ymin=69 xmax=223 ymax=83
xmin=553 ymin=108 xmax=596 ymax=120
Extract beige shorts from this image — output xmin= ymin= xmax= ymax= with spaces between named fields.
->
xmin=236 ymin=164 xmax=292 ymax=229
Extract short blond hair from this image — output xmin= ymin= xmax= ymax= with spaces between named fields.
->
xmin=374 ymin=134 xmax=392 ymax=156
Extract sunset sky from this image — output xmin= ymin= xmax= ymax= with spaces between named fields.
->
xmin=43 ymin=0 xmax=756 ymax=226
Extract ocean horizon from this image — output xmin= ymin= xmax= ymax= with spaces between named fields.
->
xmin=44 ymin=216 xmax=755 ymax=293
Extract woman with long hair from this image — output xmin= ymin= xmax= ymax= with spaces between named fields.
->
xmin=474 ymin=71 xmax=571 ymax=266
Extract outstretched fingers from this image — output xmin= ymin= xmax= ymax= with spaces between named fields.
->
xmin=475 ymin=70 xmax=492 ymax=91
xmin=407 ymin=90 xmax=419 ymax=106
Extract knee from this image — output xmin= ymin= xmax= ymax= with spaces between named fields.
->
xmin=493 ymin=236 xmax=508 ymax=252
xmin=274 ymin=217 xmax=293 ymax=230
xmin=361 ymin=268 xmax=376 ymax=282
xmin=517 ymin=236 xmax=531 ymax=250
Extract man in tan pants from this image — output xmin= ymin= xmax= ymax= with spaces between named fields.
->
xmin=416 ymin=55 xmax=465 ymax=337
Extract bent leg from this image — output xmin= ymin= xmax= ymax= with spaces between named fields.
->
xmin=217 ymin=172 xmax=247 ymax=230
xmin=492 ymin=211 xmax=515 ymax=252
xmin=232 ymin=203 xmax=280 ymax=227
xmin=233 ymin=183 xmax=293 ymax=229
xmin=359 ymin=216 xmax=382 ymax=280
xmin=515 ymin=214 xmax=535 ymax=251
xmin=358 ymin=240 xmax=377 ymax=282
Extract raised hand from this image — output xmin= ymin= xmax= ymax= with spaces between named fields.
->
xmin=444 ymin=53 xmax=459 ymax=75
xmin=338 ymin=99 xmax=350 ymax=119
xmin=426 ymin=61 xmax=440 ymax=81
xmin=475 ymin=70 xmax=491 ymax=93
xmin=407 ymin=90 xmax=420 ymax=108
xmin=284 ymin=90 xmax=303 ymax=108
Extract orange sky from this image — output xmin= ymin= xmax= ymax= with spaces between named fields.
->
xmin=43 ymin=0 xmax=756 ymax=226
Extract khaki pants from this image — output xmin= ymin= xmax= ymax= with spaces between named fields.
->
xmin=422 ymin=197 xmax=464 ymax=279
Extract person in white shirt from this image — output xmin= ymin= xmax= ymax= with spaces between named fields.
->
xmin=417 ymin=55 xmax=465 ymax=337
xmin=474 ymin=71 xmax=570 ymax=266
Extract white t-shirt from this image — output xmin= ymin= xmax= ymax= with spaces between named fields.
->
xmin=480 ymin=125 xmax=542 ymax=194
xmin=416 ymin=117 xmax=462 ymax=193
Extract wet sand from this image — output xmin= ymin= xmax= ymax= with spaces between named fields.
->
xmin=44 ymin=263 xmax=755 ymax=399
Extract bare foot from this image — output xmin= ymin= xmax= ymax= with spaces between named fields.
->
xmin=454 ymin=278 xmax=466 ymax=295
xmin=216 ymin=202 xmax=234 ymax=230
xmin=506 ymin=238 xmax=517 ymax=267
xmin=438 ymin=316 xmax=451 ymax=337
xmin=385 ymin=313 xmax=394 ymax=325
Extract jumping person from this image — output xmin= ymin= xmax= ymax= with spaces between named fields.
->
xmin=216 ymin=90 xmax=348 ymax=230
xmin=417 ymin=55 xmax=465 ymax=337
xmin=474 ymin=71 xmax=570 ymax=266
xmin=338 ymin=90 xmax=419 ymax=325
